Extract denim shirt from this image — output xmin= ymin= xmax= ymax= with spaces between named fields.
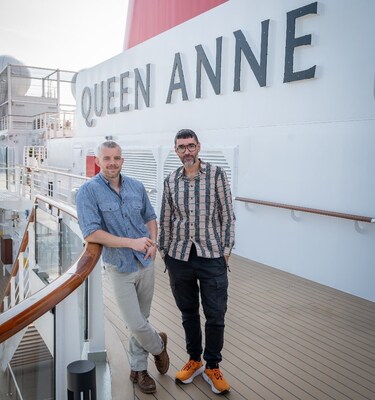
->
xmin=76 ymin=173 xmax=157 ymax=273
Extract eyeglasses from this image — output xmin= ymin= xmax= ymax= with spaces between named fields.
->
xmin=176 ymin=143 xmax=197 ymax=154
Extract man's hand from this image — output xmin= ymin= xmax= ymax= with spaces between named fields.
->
xmin=131 ymin=237 xmax=153 ymax=252
xmin=144 ymin=243 xmax=157 ymax=261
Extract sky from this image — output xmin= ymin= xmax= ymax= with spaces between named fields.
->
xmin=0 ymin=0 xmax=129 ymax=72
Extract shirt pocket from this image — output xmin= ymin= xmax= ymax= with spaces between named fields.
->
xmin=131 ymin=201 xmax=145 ymax=224
xmin=98 ymin=202 xmax=121 ymax=225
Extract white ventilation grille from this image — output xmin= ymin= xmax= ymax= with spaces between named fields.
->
xmin=121 ymin=150 xmax=157 ymax=208
xmin=163 ymin=150 xmax=233 ymax=188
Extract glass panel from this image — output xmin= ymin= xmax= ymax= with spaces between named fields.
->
xmin=60 ymin=215 xmax=84 ymax=274
xmin=0 ymin=202 xmax=87 ymax=399
xmin=35 ymin=207 xmax=83 ymax=282
xmin=76 ymin=280 xmax=88 ymax=355
xmin=0 ymin=313 xmax=55 ymax=400
xmin=35 ymin=206 xmax=59 ymax=282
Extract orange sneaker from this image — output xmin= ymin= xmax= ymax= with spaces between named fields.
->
xmin=203 ymin=368 xmax=230 ymax=394
xmin=175 ymin=360 xmax=204 ymax=384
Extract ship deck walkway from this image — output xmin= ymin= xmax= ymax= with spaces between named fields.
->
xmin=103 ymin=253 xmax=375 ymax=400
xmin=1 ymin=252 xmax=374 ymax=399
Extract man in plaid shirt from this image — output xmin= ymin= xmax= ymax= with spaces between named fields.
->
xmin=159 ymin=129 xmax=235 ymax=394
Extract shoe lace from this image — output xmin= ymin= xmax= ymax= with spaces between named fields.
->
xmin=210 ymin=368 xmax=223 ymax=381
xmin=139 ymin=370 xmax=150 ymax=378
xmin=183 ymin=360 xmax=197 ymax=371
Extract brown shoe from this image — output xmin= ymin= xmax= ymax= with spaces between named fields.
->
xmin=154 ymin=332 xmax=169 ymax=374
xmin=130 ymin=370 xmax=156 ymax=394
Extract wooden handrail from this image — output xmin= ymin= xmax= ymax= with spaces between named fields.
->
xmin=0 ymin=194 xmax=102 ymax=343
xmin=235 ymin=197 xmax=375 ymax=223
xmin=0 ymin=242 xmax=102 ymax=343
xmin=0 ymin=195 xmax=77 ymax=313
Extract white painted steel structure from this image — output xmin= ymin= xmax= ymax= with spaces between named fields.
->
xmin=57 ymin=0 xmax=375 ymax=302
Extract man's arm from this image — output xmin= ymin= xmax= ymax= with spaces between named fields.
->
xmin=146 ymin=219 xmax=158 ymax=242
xmin=144 ymin=219 xmax=157 ymax=260
xmin=85 ymin=229 xmax=153 ymax=253
xmin=158 ymin=179 xmax=172 ymax=259
xmin=217 ymin=168 xmax=235 ymax=260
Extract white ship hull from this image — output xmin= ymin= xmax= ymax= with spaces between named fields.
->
xmin=46 ymin=0 xmax=375 ymax=301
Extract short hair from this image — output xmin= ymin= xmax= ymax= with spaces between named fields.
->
xmin=96 ymin=140 xmax=121 ymax=156
xmin=174 ymin=129 xmax=199 ymax=145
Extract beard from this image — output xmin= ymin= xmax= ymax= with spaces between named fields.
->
xmin=182 ymin=154 xmax=197 ymax=167
xmin=102 ymin=166 xmax=121 ymax=180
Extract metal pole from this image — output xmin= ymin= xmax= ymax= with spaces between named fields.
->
xmin=56 ymin=70 xmax=60 ymax=133
xmin=7 ymin=65 xmax=12 ymax=129
xmin=58 ymin=214 xmax=63 ymax=276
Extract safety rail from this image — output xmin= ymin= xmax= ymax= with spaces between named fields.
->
xmin=0 ymin=194 xmax=102 ymax=343
xmin=0 ymin=194 xmax=103 ymax=399
xmin=1 ymin=165 xmax=156 ymax=208
xmin=235 ymin=196 xmax=375 ymax=223
xmin=0 ymin=242 xmax=101 ymax=343
xmin=0 ymin=194 xmax=79 ymax=313
xmin=16 ymin=166 xmax=89 ymax=204
xmin=0 ymin=207 xmax=34 ymax=313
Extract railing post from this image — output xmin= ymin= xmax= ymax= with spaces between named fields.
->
xmin=58 ymin=215 xmax=63 ymax=275
xmin=18 ymin=253 xmax=24 ymax=302
xmin=34 ymin=204 xmax=38 ymax=266
xmin=28 ymin=221 xmax=36 ymax=270
xmin=7 ymin=65 xmax=12 ymax=125
xmin=3 ymin=296 xmax=9 ymax=311
xmin=55 ymin=291 xmax=85 ymax=399
xmin=15 ymin=166 xmax=20 ymax=196
xmin=87 ymin=262 xmax=106 ymax=362
xmin=10 ymin=277 xmax=15 ymax=307
xmin=20 ymin=167 xmax=26 ymax=198
xmin=30 ymin=170 xmax=35 ymax=200
xmin=68 ymin=176 xmax=73 ymax=201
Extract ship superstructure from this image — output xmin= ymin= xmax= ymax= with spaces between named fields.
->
xmin=0 ymin=0 xmax=374 ymax=398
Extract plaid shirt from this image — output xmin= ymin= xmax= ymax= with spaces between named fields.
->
xmin=159 ymin=161 xmax=235 ymax=261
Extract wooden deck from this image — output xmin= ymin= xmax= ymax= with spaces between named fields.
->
xmin=103 ymin=253 xmax=375 ymax=400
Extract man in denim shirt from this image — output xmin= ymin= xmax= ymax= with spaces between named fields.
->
xmin=76 ymin=141 xmax=169 ymax=394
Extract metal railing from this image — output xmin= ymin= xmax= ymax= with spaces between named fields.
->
xmin=1 ymin=206 xmax=33 ymax=312
xmin=0 ymin=166 xmax=89 ymax=206
xmin=235 ymin=196 xmax=375 ymax=223
xmin=0 ymin=195 xmax=102 ymax=341
xmin=0 ymin=110 xmax=75 ymax=138
xmin=0 ymin=194 xmax=103 ymax=399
